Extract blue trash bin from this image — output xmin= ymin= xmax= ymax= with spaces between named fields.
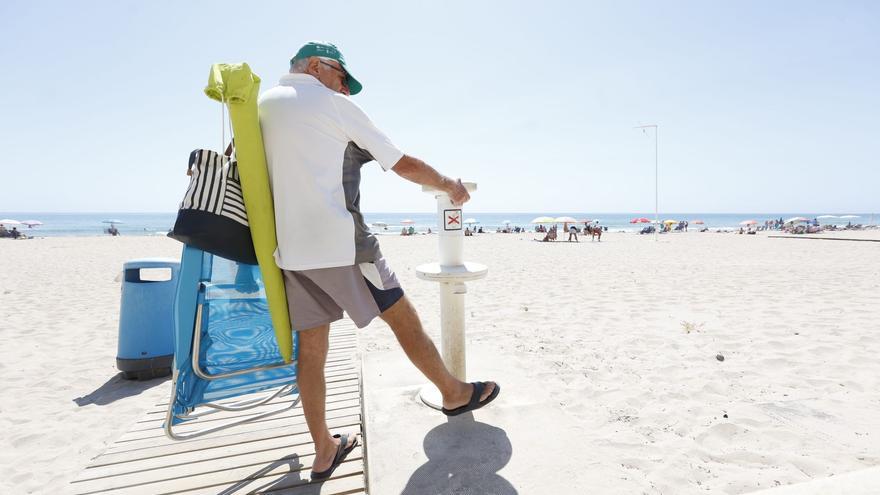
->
xmin=117 ymin=258 xmax=180 ymax=379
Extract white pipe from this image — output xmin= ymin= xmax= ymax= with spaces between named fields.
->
xmin=416 ymin=182 xmax=485 ymax=409
xmin=440 ymin=281 xmax=467 ymax=380
xmin=435 ymin=193 xmax=464 ymax=266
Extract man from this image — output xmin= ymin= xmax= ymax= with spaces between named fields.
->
xmin=568 ymin=225 xmax=578 ymax=242
xmin=258 ymin=41 xmax=499 ymax=481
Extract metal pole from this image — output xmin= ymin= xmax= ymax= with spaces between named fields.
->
xmin=634 ymin=124 xmax=659 ymax=241
xmin=654 ymin=125 xmax=658 ymax=242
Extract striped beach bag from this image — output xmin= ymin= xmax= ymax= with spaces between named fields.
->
xmin=168 ymin=146 xmax=258 ymax=264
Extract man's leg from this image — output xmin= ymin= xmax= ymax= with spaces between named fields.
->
xmin=379 ymin=295 xmax=496 ymax=410
xmin=297 ymin=324 xmax=355 ymax=473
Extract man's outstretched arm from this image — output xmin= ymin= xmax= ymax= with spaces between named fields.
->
xmin=391 ymin=155 xmax=470 ymax=205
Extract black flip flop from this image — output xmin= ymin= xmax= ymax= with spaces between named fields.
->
xmin=310 ymin=433 xmax=358 ymax=481
xmin=441 ymin=382 xmax=501 ymax=416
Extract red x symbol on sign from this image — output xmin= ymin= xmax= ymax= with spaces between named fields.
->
xmin=447 ymin=215 xmax=460 ymax=225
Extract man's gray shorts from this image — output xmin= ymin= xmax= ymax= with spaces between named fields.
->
xmin=282 ymin=257 xmax=404 ymax=331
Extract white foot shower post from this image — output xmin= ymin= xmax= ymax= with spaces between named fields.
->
xmin=416 ymin=182 xmax=488 ymax=410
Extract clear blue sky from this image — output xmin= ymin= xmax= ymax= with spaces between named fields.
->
xmin=1 ymin=1 xmax=877 ymax=213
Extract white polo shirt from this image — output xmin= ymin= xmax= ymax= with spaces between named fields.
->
xmin=258 ymin=73 xmax=404 ymax=271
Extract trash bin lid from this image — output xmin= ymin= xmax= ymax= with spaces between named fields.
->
xmin=123 ymin=258 xmax=181 ymax=269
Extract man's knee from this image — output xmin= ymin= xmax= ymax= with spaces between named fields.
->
xmin=379 ymin=294 xmax=421 ymax=328
xmin=381 ymin=293 xmax=411 ymax=316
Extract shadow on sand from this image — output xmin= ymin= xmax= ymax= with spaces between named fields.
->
xmin=215 ymin=454 xmax=316 ymax=494
xmin=403 ymin=413 xmax=516 ymax=494
xmin=73 ymin=372 xmax=169 ymax=407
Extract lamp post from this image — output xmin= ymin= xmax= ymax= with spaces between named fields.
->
xmin=634 ymin=124 xmax=659 ymax=241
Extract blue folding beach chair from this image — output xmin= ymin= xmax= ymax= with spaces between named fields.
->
xmin=164 ymin=245 xmax=299 ymax=440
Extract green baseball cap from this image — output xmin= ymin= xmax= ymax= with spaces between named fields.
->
xmin=290 ymin=41 xmax=362 ymax=95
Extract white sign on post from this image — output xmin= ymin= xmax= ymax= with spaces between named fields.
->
xmin=444 ymin=209 xmax=462 ymax=231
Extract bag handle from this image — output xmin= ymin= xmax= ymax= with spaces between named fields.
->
xmin=186 ymin=141 xmax=233 ymax=176
xmin=186 ymin=99 xmax=234 ymax=176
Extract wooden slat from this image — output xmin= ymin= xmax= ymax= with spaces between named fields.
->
xmin=111 ymin=390 xmax=360 ymax=449
xmin=88 ymin=415 xmax=362 ymax=468
xmin=135 ymin=373 xmax=358 ymax=425
xmin=72 ymin=319 xmax=366 ymax=494
xmin=132 ymin=394 xmax=360 ymax=431
xmin=114 ymin=380 xmax=358 ymax=445
xmin=146 ymin=363 xmax=356 ymax=410
xmin=78 ymin=425 xmax=341 ymax=481
xmin=175 ymin=460 xmax=364 ymax=495
xmin=116 ymin=404 xmax=360 ymax=445
xmin=72 ymin=441 xmax=363 ymax=494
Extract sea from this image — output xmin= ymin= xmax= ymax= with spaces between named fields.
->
xmin=1 ymin=212 xmax=875 ymax=237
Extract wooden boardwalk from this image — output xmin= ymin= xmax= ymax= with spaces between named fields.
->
xmin=71 ymin=321 xmax=366 ymax=495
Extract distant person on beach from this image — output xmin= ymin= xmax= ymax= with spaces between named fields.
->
xmin=568 ymin=225 xmax=578 ymax=242
xmin=258 ymin=41 xmax=499 ymax=480
xmin=0 ymin=224 xmax=7 ymax=237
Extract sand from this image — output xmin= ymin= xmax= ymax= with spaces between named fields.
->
xmin=0 ymin=237 xmax=181 ymax=494
xmin=1 ymin=230 xmax=878 ymax=494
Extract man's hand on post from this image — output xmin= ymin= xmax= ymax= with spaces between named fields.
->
xmin=446 ymin=178 xmax=470 ymax=206
xmin=392 ymin=155 xmax=470 ymax=205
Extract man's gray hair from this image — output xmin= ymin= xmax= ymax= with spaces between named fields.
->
xmin=290 ymin=57 xmax=311 ymax=73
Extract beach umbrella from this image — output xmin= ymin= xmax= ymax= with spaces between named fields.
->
xmin=785 ymin=217 xmax=807 ymax=223
xmin=663 ymin=219 xmax=678 ymax=225
xmin=531 ymin=216 xmax=555 ymax=223
xmin=0 ymin=219 xmax=21 ymax=225
xmin=102 ymin=219 xmax=125 ymax=224
xmin=840 ymin=215 xmax=860 ymax=219
xmin=463 ymin=218 xmax=479 ymax=225
xmin=630 ymin=217 xmax=650 ymax=223
xmin=739 ymin=220 xmax=758 ymax=226
xmin=400 ymin=219 xmax=414 ymax=225
xmin=20 ymin=220 xmax=43 ymax=227
xmin=553 ymin=216 xmax=578 ymax=233
xmin=692 ymin=220 xmax=705 ymax=224
xmin=817 ymin=215 xmax=838 ymax=219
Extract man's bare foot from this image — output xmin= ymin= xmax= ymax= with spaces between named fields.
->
xmin=312 ymin=433 xmax=357 ymax=474
xmin=441 ymin=381 xmax=497 ymax=411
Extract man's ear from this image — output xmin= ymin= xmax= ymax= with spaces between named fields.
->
xmin=306 ymin=57 xmax=321 ymax=75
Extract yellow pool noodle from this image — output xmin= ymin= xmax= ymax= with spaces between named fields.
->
xmin=204 ymin=63 xmax=292 ymax=363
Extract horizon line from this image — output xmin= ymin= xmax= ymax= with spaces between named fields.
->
xmin=1 ymin=210 xmax=875 ymax=215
